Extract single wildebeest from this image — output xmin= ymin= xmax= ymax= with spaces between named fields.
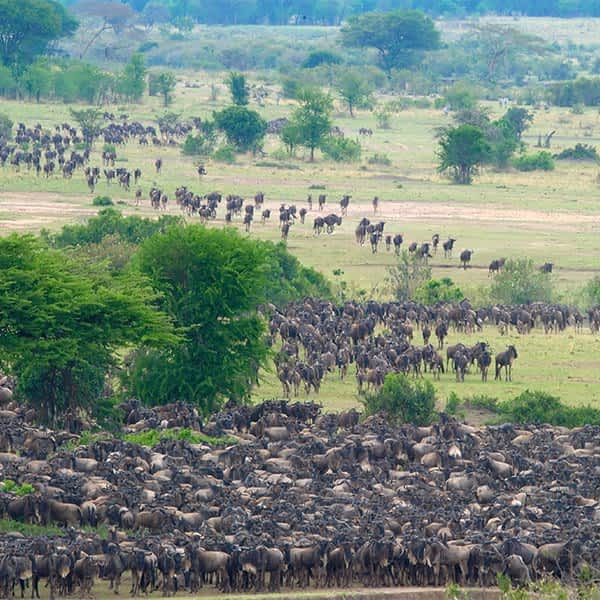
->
xmin=540 ymin=262 xmax=553 ymax=273
xmin=495 ymin=345 xmax=518 ymax=381
xmin=460 ymin=249 xmax=474 ymax=269
xmin=443 ymin=238 xmax=456 ymax=258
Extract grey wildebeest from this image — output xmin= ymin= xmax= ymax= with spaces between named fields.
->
xmin=495 ymin=345 xmax=518 ymax=381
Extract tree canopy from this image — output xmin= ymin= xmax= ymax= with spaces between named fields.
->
xmin=437 ymin=124 xmax=490 ymax=185
xmin=0 ymin=234 xmax=174 ymax=425
xmin=341 ymin=10 xmax=440 ymax=73
xmin=0 ymin=0 xmax=77 ymax=72
xmin=124 ymin=225 xmax=270 ymax=413
xmin=213 ymin=105 xmax=267 ymax=152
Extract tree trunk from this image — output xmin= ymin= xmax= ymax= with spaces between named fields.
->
xmin=310 ymin=146 xmax=315 ymax=162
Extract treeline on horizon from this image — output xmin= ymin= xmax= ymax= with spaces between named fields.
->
xmin=58 ymin=0 xmax=600 ymax=25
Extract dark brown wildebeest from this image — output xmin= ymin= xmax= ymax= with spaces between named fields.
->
xmin=306 ymin=194 xmax=312 ymax=210
xmin=299 ymin=207 xmax=307 ymax=223
xmin=134 ymin=167 xmax=142 ymax=184
xmin=318 ymin=194 xmax=326 ymax=211
xmin=393 ymin=234 xmax=403 ymax=255
xmin=281 ymin=222 xmax=291 ymax=241
xmin=372 ymin=196 xmax=379 ymax=214
xmin=261 ymin=209 xmax=271 ymax=223
xmin=432 ymin=233 xmax=440 ymax=254
xmin=540 ymin=262 xmax=553 ymax=273
xmin=495 ymin=345 xmax=518 ymax=381
xmin=460 ymin=249 xmax=474 ymax=269
xmin=479 ymin=349 xmax=492 ymax=381
xmin=324 ymin=214 xmax=342 ymax=234
xmin=443 ymin=238 xmax=456 ymax=258
xmin=155 ymin=158 xmax=163 ymax=174
xmin=385 ymin=234 xmax=392 ymax=251
xmin=435 ymin=321 xmax=448 ymax=349
xmin=370 ymin=232 xmax=380 ymax=254
xmin=244 ymin=213 xmax=253 ymax=232
xmin=197 ymin=164 xmax=206 ymax=177
xmin=340 ymin=195 xmax=351 ymax=216
xmin=313 ymin=217 xmax=325 ymax=236
xmin=489 ymin=258 xmax=506 ymax=276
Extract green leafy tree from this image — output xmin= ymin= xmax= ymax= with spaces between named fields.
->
xmin=320 ymin=136 xmax=362 ymax=162
xmin=213 ymin=105 xmax=267 ymax=152
xmin=437 ymin=124 xmax=490 ymax=184
xmin=280 ymin=119 xmax=302 ymax=156
xmin=0 ymin=234 xmax=174 ymax=425
xmin=443 ymin=82 xmax=478 ymax=110
xmin=118 ymin=53 xmax=146 ymax=101
xmin=503 ymin=107 xmax=533 ymax=141
xmin=336 ymin=70 xmax=373 ymax=117
xmin=489 ymin=258 xmax=555 ymax=304
xmin=362 ymin=373 xmax=436 ymax=426
xmin=226 ymin=71 xmax=249 ymax=106
xmin=124 ymin=225 xmax=270 ymax=412
xmin=0 ymin=0 xmax=78 ymax=72
xmin=19 ymin=61 xmax=52 ymax=102
xmin=414 ymin=277 xmax=464 ymax=305
xmin=341 ymin=10 xmax=440 ymax=74
xmin=154 ymin=71 xmax=176 ymax=106
xmin=0 ymin=65 xmax=17 ymax=97
xmin=289 ymin=88 xmax=333 ymax=162
xmin=0 ymin=112 xmax=12 ymax=140
xmin=69 ymin=107 xmax=104 ymax=144
xmin=387 ymin=250 xmax=432 ymax=302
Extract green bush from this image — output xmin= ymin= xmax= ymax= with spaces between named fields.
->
xmin=123 ymin=428 xmax=236 ymax=447
xmin=92 ymin=196 xmax=113 ymax=206
xmin=361 ymin=373 xmax=436 ymax=426
xmin=414 ymin=277 xmax=464 ymax=305
xmin=464 ymin=394 xmax=500 ymax=412
xmin=443 ymin=82 xmax=478 ymax=111
xmin=182 ymin=133 xmax=215 ymax=156
xmin=281 ymin=77 xmax=303 ymax=99
xmin=499 ymin=390 xmax=600 ymax=427
xmin=445 ymin=392 xmax=461 ymax=415
xmin=374 ymin=110 xmax=392 ymax=129
xmin=555 ymin=143 xmax=599 ymax=161
xmin=488 ymin=258 xmax=555 ymax=304
xmin=368 ymin=153 xmax=392 ymax=166
xmin=213 ymin=145 xmax=236 ymax=163
xmin=512 ymin=151 xmax=555 ymax=171
xmin=302 ymin=50 xmax=342 ymax=69
xmin=320 ymin=136 xmax=361 ymax=162
xmin=0 ymin=480 xmax=34 ymax=496
xmin=0 ymin=112 xmax=13 ymax=140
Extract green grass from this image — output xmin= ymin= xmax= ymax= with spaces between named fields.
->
xmin=3 ymin=62 xmax=600 ymax=416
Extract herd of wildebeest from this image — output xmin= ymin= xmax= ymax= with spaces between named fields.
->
xmin=267 ymin=297 xmax=599 ymax=396
xmin=0 ymin=397 xmax=598 ymax=598
xmin=0 ymin=116 xmax=557 ymax=274
xmin=2 ymin=116 xmax=600 ymax=596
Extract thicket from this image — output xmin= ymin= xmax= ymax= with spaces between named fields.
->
xmin=362 ymin=373 xmax=436 ymax=426
xmin=512 ymin=151 xmax=555 ymax=172
xmin=555 ymin=143 xmax=599 ymax=161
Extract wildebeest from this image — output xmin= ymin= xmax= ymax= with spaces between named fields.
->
xmin=495 ymin=345 xmax=518 ymax=381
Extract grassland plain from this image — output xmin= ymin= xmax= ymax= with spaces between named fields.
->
xmin=2 ymin=69 xmax=600 ymax=412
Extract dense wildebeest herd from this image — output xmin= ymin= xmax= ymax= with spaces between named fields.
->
xmin=0 ymin=397 xmax=598 ymax=598
xmin=268 ymin=298 xmax=592 ymax=397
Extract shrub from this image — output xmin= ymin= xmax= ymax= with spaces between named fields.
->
xmin=445 ymin=392 xmax=461 ymax=415
xmin=320 ymin=136 xmax=361 ymax=162
xmin=512 ymin=151 xmax=555 ymax=171
xmin=0 ymin=112 xmax=13 ymax=140
xmin=464 ymin=394 xmax=500 ymax=412
xmin=123 ymin=428 xmax=236 ymax=447
xmin=362 ymin=373 xmax=436 ymax=426
xmin=0 ymin=481 xmax=34 ymax=496
xmin=182 ymin=133 xmax=215 ymax=156
xmin=368 ymin=153 xmax=392 ymax=166
xmin=499 ymin=390 xmax=600 ymax=427
xmin=443 ymin=82 xmax=478 ymax=111
xmin=374 ymin=110 xmax=392 ymax=129
xmin=92 ymin=196 xmax=113 ymax=206
xmin=555 ymin=143 xmax=599 ymax=161
xmin=302 ymin=50 xmax=342 ymax=69
xmin=213 ymin=145 xmax=236 ymax=163
xmin=414 ymin=277 xmax=464 ymax=305
xmin=489 ymin=258 xmax=555 ymax=304
xmin=281 ymin=77 xmax=302 ymax=99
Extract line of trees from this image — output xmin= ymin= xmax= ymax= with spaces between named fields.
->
xmin=84 ymin=0 xmax=600 ymax=25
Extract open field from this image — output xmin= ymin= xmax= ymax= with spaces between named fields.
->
xmin=2 ymin=77 xmax=600 ymax=412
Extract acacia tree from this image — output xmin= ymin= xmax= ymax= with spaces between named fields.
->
xmin=69 ymin=107 xmax=104 ymax=144
xmin=0 ymin=0 xmax=78 ymax=72
xmin=437 ymin=124 xmax=490 ymax=184
xmin=118 ymin=53 xmax=147 ymax=102
xmin=0 ymin=235 xmax=174 ymax=425
xmin=213 ymin=105 xmax=266 ymax=152
xmin=341 ymin=10 xmax=440 ymax=74
xmin=124 ymin=225 xmax=270 ymax=413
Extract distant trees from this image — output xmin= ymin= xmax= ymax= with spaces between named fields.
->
xmin=227 ymin=71 xmax=249 ymax=106
xmin=341 ymin=10 xmax=440 ymax=74
xmin=0 ymin=112 xmax=12 ymax=140
xmin=489 ymin=259 xmax=555 ymax=304
xmin=0 ymin=0 xmax=77 ymax=71
xmin=437 ymin=124 xmax=490 ymax=184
